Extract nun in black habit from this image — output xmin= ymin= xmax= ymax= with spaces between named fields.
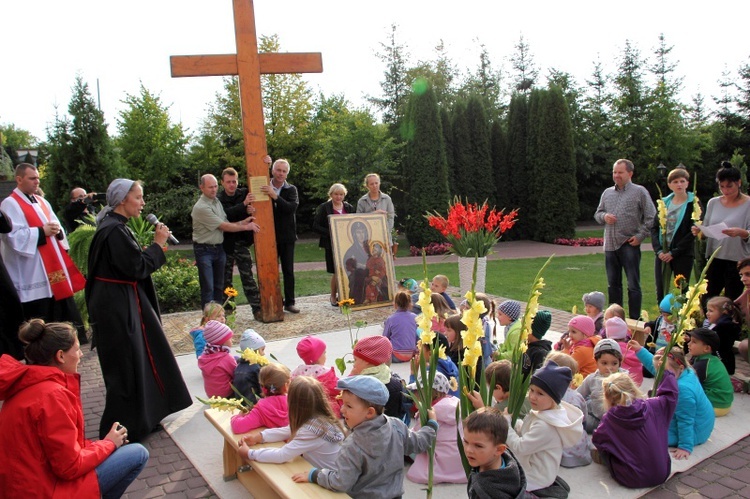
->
xmin=86 ymin=179 xmax=191 ymax=441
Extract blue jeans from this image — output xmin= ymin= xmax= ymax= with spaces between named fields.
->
xmin=194 ymin=243 xmax=226 ymax=308
xmin=96 ymin=443 xmax=149 ymax=498
xmin=605 ymin=243 xmax=642 ymax=320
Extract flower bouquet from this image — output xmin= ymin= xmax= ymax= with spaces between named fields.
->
xmin=426 ymin=198 xmax=518 ymax=257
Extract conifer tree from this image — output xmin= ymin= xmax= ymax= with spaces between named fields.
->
xmin=506 ymin=93 xmax=529 ymax=239
xmin=44 ymin=76 xmax=120 ymax=209
xmin=532 ymin=87 xmax=577 ymax=242
xmin=491 ymin=120 xmax=510 ymax=210
xmin=451 ymin=99 xmax=472 ymax=199
xmin=464 ymin=95 xmax=494 ymax=204
xmin=440 ymin=107 xmax=456 ymax=194
xmin=403 ymin=81 xmax=450 ymax=247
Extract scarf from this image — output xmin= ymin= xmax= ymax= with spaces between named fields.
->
xmin=360 ymin=364 xmax=391 ymax=384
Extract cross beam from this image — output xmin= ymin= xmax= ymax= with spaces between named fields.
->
xmin=170 ymin=0 xmax=322 ymax=322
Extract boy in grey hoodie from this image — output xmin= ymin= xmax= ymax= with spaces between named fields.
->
xmin=293 ymin=375 xmax=437 ymax=498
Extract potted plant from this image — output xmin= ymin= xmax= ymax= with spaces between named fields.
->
xmin=425 ymin=198 xmax=518 ymax=294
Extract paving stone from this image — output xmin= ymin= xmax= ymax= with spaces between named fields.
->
xmin=733 ymin=467 xmax=750 ymax=484
xmin=185 ymin=487 xmax=214 ymax=498
xmin=169 ymin=469 xmax=193 ymax=482
xmin=697 ymin=483 xmax=734 ymax=498
xmin=718 ymin=475 xmax=747 ymax=491
xmin=146 ymin=474 xmax=171 ymax=487
xmin=718 ymin=455 xmax=749 ymax=470
xmin=664 ymin=479 xmax=697 ymax=495
xmin=163 ymin=480 xmax=189 ymax=494
xmin=700 ymin=463 xmax=730 ymax=478
xmin=187 ymin=476 xmax=209 ymax=489
xmin=642 ymin=488 xmax=682 ymax=499
xmin=157 ymin=463 xmax=176 ymax=475
xmin=679 ymin=475 xmax=709 ymax=489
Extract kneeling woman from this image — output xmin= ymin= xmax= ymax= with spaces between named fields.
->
xmin=0 ymin=320 xmax=149 ymax=498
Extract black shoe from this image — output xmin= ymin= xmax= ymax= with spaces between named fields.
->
xmin=284 ymin=305 xmax=300 ymax=314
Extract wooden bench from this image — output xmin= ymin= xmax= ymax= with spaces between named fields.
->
xmin=204 ymin=408 xmax=344 ymax=498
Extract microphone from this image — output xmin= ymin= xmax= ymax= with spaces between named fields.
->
xmin=145 ymin=213 xmax=179 ymax=245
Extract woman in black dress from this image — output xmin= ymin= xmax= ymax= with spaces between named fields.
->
xmin=313 ymin=183 xmax=354 ymax=305
xmin=86 ymin=179 xmax=191 ymax=441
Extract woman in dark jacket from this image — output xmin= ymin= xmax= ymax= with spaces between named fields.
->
xmin=651 ymin=167 xmax=699 ymax=303
xmin=313 ymin=183 xmax=354 ymax=306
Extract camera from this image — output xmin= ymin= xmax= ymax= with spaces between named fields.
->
xmin=84 ymin=192 xmax=107 ymax=205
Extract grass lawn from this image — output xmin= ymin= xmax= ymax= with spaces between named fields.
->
xmin=229 ymin=251 xmax=664 ymax=318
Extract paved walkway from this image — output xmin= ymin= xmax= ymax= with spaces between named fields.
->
xmin=78 ymin=238 xmax=750 ymax=498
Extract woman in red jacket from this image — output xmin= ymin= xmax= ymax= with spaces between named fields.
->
xmin=0 ymin=319 xmax=149 ymax=498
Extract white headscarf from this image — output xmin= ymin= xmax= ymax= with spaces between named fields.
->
xmin=96 ymin=178 xmax=135 ymax=224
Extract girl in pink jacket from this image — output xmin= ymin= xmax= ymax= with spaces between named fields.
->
xmin=604 ymin=317 xmax=644 ymax=386
xmin=231 ymin=363 xmax=290 ymax=433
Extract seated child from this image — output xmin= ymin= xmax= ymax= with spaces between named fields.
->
xmin=292 ymin=375 xmax=438 ymax=497
xmin=233 ymin=328 xmax=267 ymax=403
xmin=496 ymin=300 xmax=522 ymax=361
xmin=350 ymin=335 xmax=408 ymax=421
xmin=239 ymin=376 xmax=344 ymax=469
xmin=525 ymin=310 xmax=552 ymax=375
xmin=686 ymin=328 xmax=734 ymax=416
xmin=505 ymin=361 xmax=584 ymax=494
xmin=583 ymin=291 xmax=606 ymax=336
xmin=603 ymin=317 xmax=643 ymax=385
xmin=631 ymin=342 xmax=715 ymax=459
xmin=644 ymin=294 xmax=679 ymax=350
xmin=544 ymin=352 xmax=591 ymax=468
xmin=190 ymin=301 xmax=225 ymax=357
xmin=231 ymin=363 xmax=291 ymax=433
xmin=706 ymin=296 xmax=742 ymax=375
xmin=291 ymin=336 xmax=342 ymax=417
xmin=399 ymin=277 xmax=421 ymax=313
xmin=603 ymin=303 xmax=625 ymax=322
xmin=406 ymin=372 xmax=466 ymax=484
xmin=445 ymin=314 xmax=484 ymax=384
xmin=431 ymin=274 xmax=457 ymax=311
xmin=734 ymin=257 xmax=750 ymax=359
xmin=475 ymin=293 xmax=497 ymax=367
xmin=197 ymin=320 xmax=236 ymax=398
xmin=561 ymin=315 xmax=600 ymax=377
xmin=592 ymin=370 xmax=678 ymax=488
xmin=464 ymin=407 xmax=527 ymax=499
xmin=409 ymin=334 xmax=459 ymax=397
xmin=577 ymin=339 xmax=627 ymax=433
xmin=467 ymin=360 xmax=531 ymax=419
xmin=382 ymin=291 xmax=418 ymax=362
xmin=430 ymin=293 xmax=453 ymax=335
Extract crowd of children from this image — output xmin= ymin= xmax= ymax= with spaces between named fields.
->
xmin=190 ymin=275 xmax=743 ymax=499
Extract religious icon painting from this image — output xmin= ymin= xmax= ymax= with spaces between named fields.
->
xmin=330 ymin=213 xmax=396 ymax=311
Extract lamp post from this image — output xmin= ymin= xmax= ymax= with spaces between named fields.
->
xmin=657 ymin=162 xmax=668 ymax=180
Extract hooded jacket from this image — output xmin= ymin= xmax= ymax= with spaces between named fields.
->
xmin=564 ymin=335 xmax=601 ymax=377
xmin=198 ymin=348 xmax=237 ymax=398
xmin=231 ymin=394 xmax=289 ymax=433
xmin=505 ymin=401 xmax=584 ymax=491
xmin=0 ymin=355 xmax=115 ymax=498
xmin=467 ymin=449 xmax=528 ymax=499
xmin=592 ymin=370 xmax=678 ymax=488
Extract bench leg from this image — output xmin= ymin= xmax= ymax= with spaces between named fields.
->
xmin=223 ymin=439 xmax=239 ymax=481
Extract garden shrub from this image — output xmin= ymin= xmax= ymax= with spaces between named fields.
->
xmin=153 ymin=252 xmax=201 ymax=313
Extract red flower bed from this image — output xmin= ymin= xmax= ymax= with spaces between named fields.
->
xmin=410 ymin=242 xmax=453 ymax=256
xmin=553 ymin=237 xmax=604 ymax=247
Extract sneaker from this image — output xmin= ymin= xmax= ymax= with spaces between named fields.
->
xmin=284 ymin=305 xmax=300 ymax=314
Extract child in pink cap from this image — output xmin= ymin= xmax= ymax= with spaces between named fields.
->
xmin=561 ymin=315 xmax=600 ymax=377
xmin=197 ymin=320 xmax=237 ymax=398
xmin=292 ymin=336 xmax=342 ymax=417
xmin=605 ymin=317 xmax=643 ymax=386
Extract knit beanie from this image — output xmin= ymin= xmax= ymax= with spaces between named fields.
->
xmin=605 ymin=317 xmax=629 ymax=341
xmin=353 ymin=335 xmax=392 ymax=366
xmin=498 ymin=300 xmax=521 ymax=322
xmin=659 ymin=294 xmax=682 ymax=314
xmin=531 ymin=310 xmax=552 ymax=340
xmin=568 ymin=315 xmax=595 ymax=337
xmin=203 ymin=320 xmax=233 ymax=346
xmin=407 ymin=371 xmax=450 ymax=394
xmin=582 ymin=291 xmax=606 ymax=312
xmin=530 ymin=360 xmax=571 ymax=405
xmin=594 ymin=338 xmax=622 ymax=357
xmin=296 ymin=336 xmax=327 ymax=365
xmin=400 ymin=278 xmax=419 ymax=293
xmin=240 ymin=328 xmax=266 ymax=351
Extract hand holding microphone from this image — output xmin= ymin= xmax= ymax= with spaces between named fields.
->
xmin=145 ymin=213 xmax=179 ymax=245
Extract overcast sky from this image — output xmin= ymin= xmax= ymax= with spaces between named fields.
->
xmin=3 ymin=0 xmax=749 ymax=142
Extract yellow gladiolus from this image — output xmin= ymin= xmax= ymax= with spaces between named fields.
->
xmin=572 ymin=373 xmax=584 ymax=389
xmin=421 ymin=328 xmax=436 ymax=346
xmin=438 ymin=344 xmax=447 ymax=360
xmin=240 ymin=348 xmax=269 ymax=366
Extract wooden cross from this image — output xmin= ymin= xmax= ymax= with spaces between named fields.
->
xmin=170 ymin=0 xmax=322 ymax=322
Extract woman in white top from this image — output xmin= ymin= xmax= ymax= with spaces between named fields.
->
xmin=692 ymin=161 xmax=750 ymax=305
xmin=356 ymin=173 xmax=395 ymax=238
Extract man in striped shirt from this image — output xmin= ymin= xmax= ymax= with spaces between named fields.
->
xmin=595 ymin=159 xmax=656 ymax=320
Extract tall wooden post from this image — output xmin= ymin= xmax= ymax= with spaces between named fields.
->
xmin=170 ymin=0 xmax=322 ymax=322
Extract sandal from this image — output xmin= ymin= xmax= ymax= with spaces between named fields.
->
xmin=330 ymin=298 xmax=339 ymax=307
